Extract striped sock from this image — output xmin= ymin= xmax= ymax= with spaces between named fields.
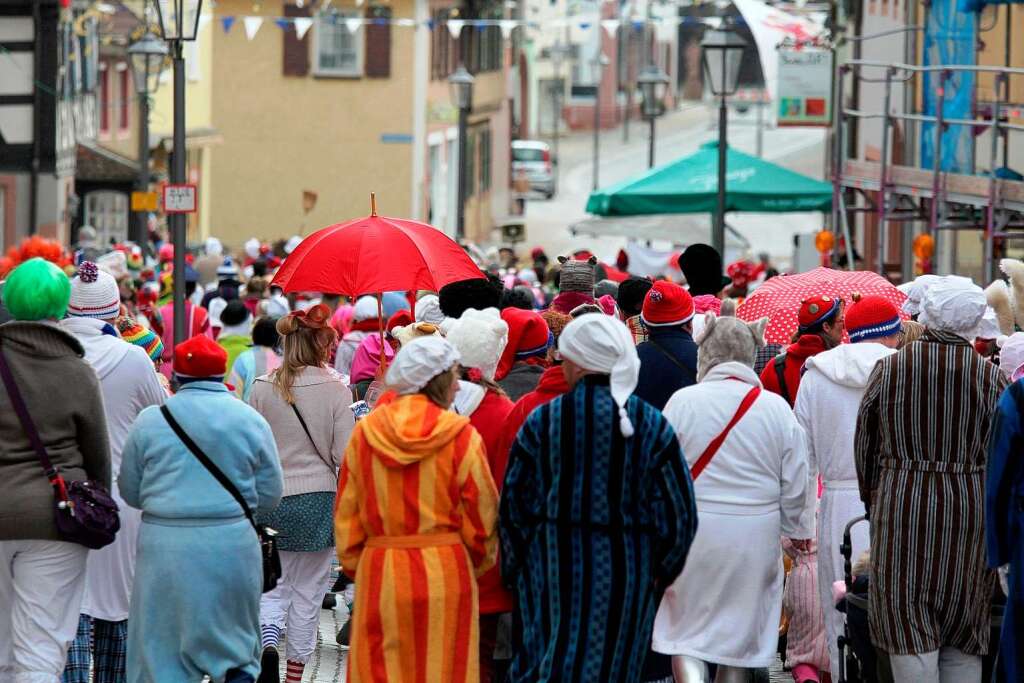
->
xmin=285 ymin=660 xmax=305 ymax=683
xmin=260 ymin=623 xmax=282 ymax=651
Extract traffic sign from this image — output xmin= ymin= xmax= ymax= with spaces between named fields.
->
xmin=131 ymin=191 xmax=159 ymax=212
xmin=163 ymin=184 xmax=198 ymax=214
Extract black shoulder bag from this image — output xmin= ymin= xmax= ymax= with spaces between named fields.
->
xmin=0 ymin=346 xmax=119 ymax=549
xmin=290 ymin=403 xmax=337 ymax=476
xmin=646 ymin=337 xmax=698 ymax=385
xmin=160 ymin=405 xmax=281 ymax=593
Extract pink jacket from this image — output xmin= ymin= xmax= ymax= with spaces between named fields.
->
xmin=350 ymin=333 xmax=395 ymax=384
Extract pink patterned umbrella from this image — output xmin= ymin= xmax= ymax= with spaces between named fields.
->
xmin=737 ymin=267 xmax=907 ymax=345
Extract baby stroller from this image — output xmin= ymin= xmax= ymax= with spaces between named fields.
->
xmin=836 ymin=515 xmax=891 ymax=683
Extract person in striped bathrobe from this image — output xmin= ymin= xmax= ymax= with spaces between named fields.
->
xmin=855 ymin=278 xmax=1006 ymax=682
xmin=499 ymin=314 xmax=698 ymax=683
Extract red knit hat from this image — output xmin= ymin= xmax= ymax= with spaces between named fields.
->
xmin=845 ymin=294 xmax=900 ymax=343
xmin=496 ymin=307 xmax=552 ymax=380
xmin=641 ymin=281 xmax=695 ymax=327
xmin=798 ymin=294 xmax=841 ymax=332
xmin=173 ymin=334 xmax=228 ymax=378
xmin=386 ymin=309 xmax=414 ymax=334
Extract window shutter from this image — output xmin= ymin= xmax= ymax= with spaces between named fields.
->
xmin=283 ymin=4 xmax=311 ymax=77
xmin=364 ymin=6 xmax=391 ymax=78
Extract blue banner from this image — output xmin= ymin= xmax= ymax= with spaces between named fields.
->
xmin=920 ymin=0 xmax=976 ymax=173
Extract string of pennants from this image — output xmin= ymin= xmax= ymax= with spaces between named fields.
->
xmin=206 ymin=13 xmax=738 ymax=41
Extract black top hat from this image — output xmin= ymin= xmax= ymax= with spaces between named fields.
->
xmin=677 ymin=243 xmax=732 ymax=297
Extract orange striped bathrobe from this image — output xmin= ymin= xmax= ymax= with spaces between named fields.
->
xmin=334 ymin=393 xmax=499 ymax=682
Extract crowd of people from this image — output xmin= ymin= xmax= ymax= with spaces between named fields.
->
xmin=0 ymin=232 xmax=1022 ymax=683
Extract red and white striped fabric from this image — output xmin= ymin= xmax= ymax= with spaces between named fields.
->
xmin=737 ymin=268 xmax=908 ymax=345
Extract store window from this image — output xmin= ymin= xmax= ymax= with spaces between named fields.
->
xmin=84 ymin=190 xmax=129 ymax=246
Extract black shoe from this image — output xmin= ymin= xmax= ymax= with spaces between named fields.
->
xmin=257 ymin=646 xmax=279 ymax=683
xmin=322 ymin=593 xmax=337 ymax=610
xmin=336 ymin=618 xmax=351 ymax=650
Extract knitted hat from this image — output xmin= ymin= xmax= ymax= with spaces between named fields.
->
xmin=387 ymin=309 xmax=414 ymax=334
xmin=2 ymin=257 xmax=71 ymax=322
xmin=68 ymin=262 xmax=120 ymax=320
xmin=540 ymin=310 xmax=572 ymax=341
xmin=641 ymin=281 xmax=695 ymax=327
xmin=117 ymin=316 xmax=164 ymax=362
xmin=678 ymin=244 xmax=731 ymax=297
xmin=496 ymin=307 xmax=552 ymax=380
xmin=173 ymin=333 xmax=228 ymax=378
xmin=446 ymin=308 xmax=509 ymax=381
xmin=158 ymin=243 xmax=174 ymax=263
xmin=557 ymin=255 xmax=597 ymax=294
xmin=216 ymin=258 xmax=241 ymax=283
xmin=798 ymin=294 xmax=841 ymax=333
xmin=844 ymin=294 xmax=901 ymax=343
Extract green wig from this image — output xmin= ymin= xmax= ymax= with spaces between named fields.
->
xmin=2 ymin=257 xmax=71 ymax=321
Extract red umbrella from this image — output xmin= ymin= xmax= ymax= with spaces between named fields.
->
xmin=737 ymin=267 xmax=907 ymax=345
xmin=272 ymin=199 xmax=484 ymax=296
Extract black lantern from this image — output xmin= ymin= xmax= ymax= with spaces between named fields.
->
xmin=154 ymin=0 xmax=204 ymax=41
xmin=637 ymin=65 xmax=670 ymax=120
xmin=701 ymin=28 xmax=747 ymax=97
xmin=127 ymin=32 xmax=168 ymax=95
xmin=448 ymin=66 xmax=475 ymax=111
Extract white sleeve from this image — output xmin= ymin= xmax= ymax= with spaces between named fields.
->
xmin=792 ymin=376 xmax=819 ymax=533
xmin=779 ymin=411 xmax=813 ymax=538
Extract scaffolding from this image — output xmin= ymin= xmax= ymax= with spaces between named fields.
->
xmin=832 ymin=60 xmax=1024 ymax=282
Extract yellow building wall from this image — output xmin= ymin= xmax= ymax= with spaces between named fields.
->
xmin=207 ymin=0 xmax=416 ymax=247
xmin=975 ymin=4 xmax=1024 ymax=104
xmin=148 ymin=15 xmax=215 ymax=136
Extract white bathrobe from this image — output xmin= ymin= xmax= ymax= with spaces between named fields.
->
xmin=653 ymin=361 xmax=812 ymax=668
xmin=793 ymin=342 xmax=895 ymax=675
xmin=61 ymin=317 xmax=166 ymax=623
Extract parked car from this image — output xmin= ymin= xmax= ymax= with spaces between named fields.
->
xmin=512 ymin=140 xmax=556 ymax=199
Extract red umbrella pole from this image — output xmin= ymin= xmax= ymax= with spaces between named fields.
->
xmin=376 ymin=292 xmax=387 ymax=375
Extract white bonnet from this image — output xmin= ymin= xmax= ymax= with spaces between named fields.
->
xmin=385 ymin=336 xmax=461 ymax=395
xmin=414 ymin=294 xmax=448 ymax=325
xmin=558 ymin=315 xmax=639 ymax=437
xmin=353 ymin=295 xmax=379 ymax=322
xmin=919 ymin=277 xmax=987 ymax=335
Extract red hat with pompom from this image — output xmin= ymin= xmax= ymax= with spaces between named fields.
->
xmin=798 ymin=294 xmax=841 ymax=332
xmin=845 ymin=293 xmax=900 ymax=343
xmin=641 ymin=281 xmax=695 ymax=327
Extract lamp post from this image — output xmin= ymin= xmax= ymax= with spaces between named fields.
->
xmin=701 ymin=26 xmax=747 ymax=257
xmin=637 ymin=64 xmax=669 ymax=169
xmin=550 ymin=43 xmax=568 ymax=189
xmin=448 ymin=65 xmax=474 ymax=241
xmin=154 ymin=0 xmax=202 ymax=349
xmin=592 ymin=52 xmax=610 ymax=191
xmin=127 ymin=32 xmax=167 ymax=251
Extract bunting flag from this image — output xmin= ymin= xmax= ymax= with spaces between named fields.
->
xmin=221 ymin=15 xmax=236 ymax=33
xmin=274 ymin=18 xmax=289 ymax=31
xmin=600 ymin=18 xmax=620 ymax=37
xmin=447 ymin=19 xmax=465 ymax=38
xmin=243 ymin=16 xmax=263 ymax=40
xmin=345 ymin=17 xmax=362 ymax=33
xmin=499 ymin=19 xmax=517 ymax=39
xmin=197 ymin=14 xmax=212 ymax=33
xmin=294 ymin=17 xmax=313 ymax=39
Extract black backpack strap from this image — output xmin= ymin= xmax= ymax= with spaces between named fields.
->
xmin=773 ymin=353 xmax=791 ymax=404
xmin=646 ymin=337 xmax=698 ymax=384
xmin=160 ymin=405 xmax=257 ymax=532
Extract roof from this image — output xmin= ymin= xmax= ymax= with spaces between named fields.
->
xmin=586 ymin=140 xmax=833 ymax=216
xmin=75 ymin=142 xmax=140 ymax=182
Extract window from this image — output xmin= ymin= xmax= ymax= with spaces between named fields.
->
xmin=118 ymin=65 xmax=130 ymax=131
xmin=431 ymin=8 xmax=458 ymax=80
xmin=314 ymin=12 xmax=363 ymax=77
xmin=84 ymin=191 xmax=129 ymax=245
xmin=98 ymin=63 xmax=110 ymax=135
xmin=478 ymin=127 xmax=492 ymax=192
xmin=467 ymin=24 xmax=502 ymax=74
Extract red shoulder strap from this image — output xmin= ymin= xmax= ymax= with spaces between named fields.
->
xmin=690 ymin=385 xmax=761 ymax=480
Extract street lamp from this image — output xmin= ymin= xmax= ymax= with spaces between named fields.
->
xmin=448 ymin=65 xmax=474 ymax=241
xmin=592 ymin=52 xmax=610 ymax=191
xmin=154 ymin=0 xmax=203 ymax=349
xmin=127 ymin=32 xmax=167 ymax=250
xmin=701 ymin=26 xmax=747 ymax=258
xmin=637 ymin=64 xmax=669 ymax=169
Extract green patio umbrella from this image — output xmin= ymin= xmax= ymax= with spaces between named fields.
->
xmin=585 ymin=140 xmax=833 ymax=216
